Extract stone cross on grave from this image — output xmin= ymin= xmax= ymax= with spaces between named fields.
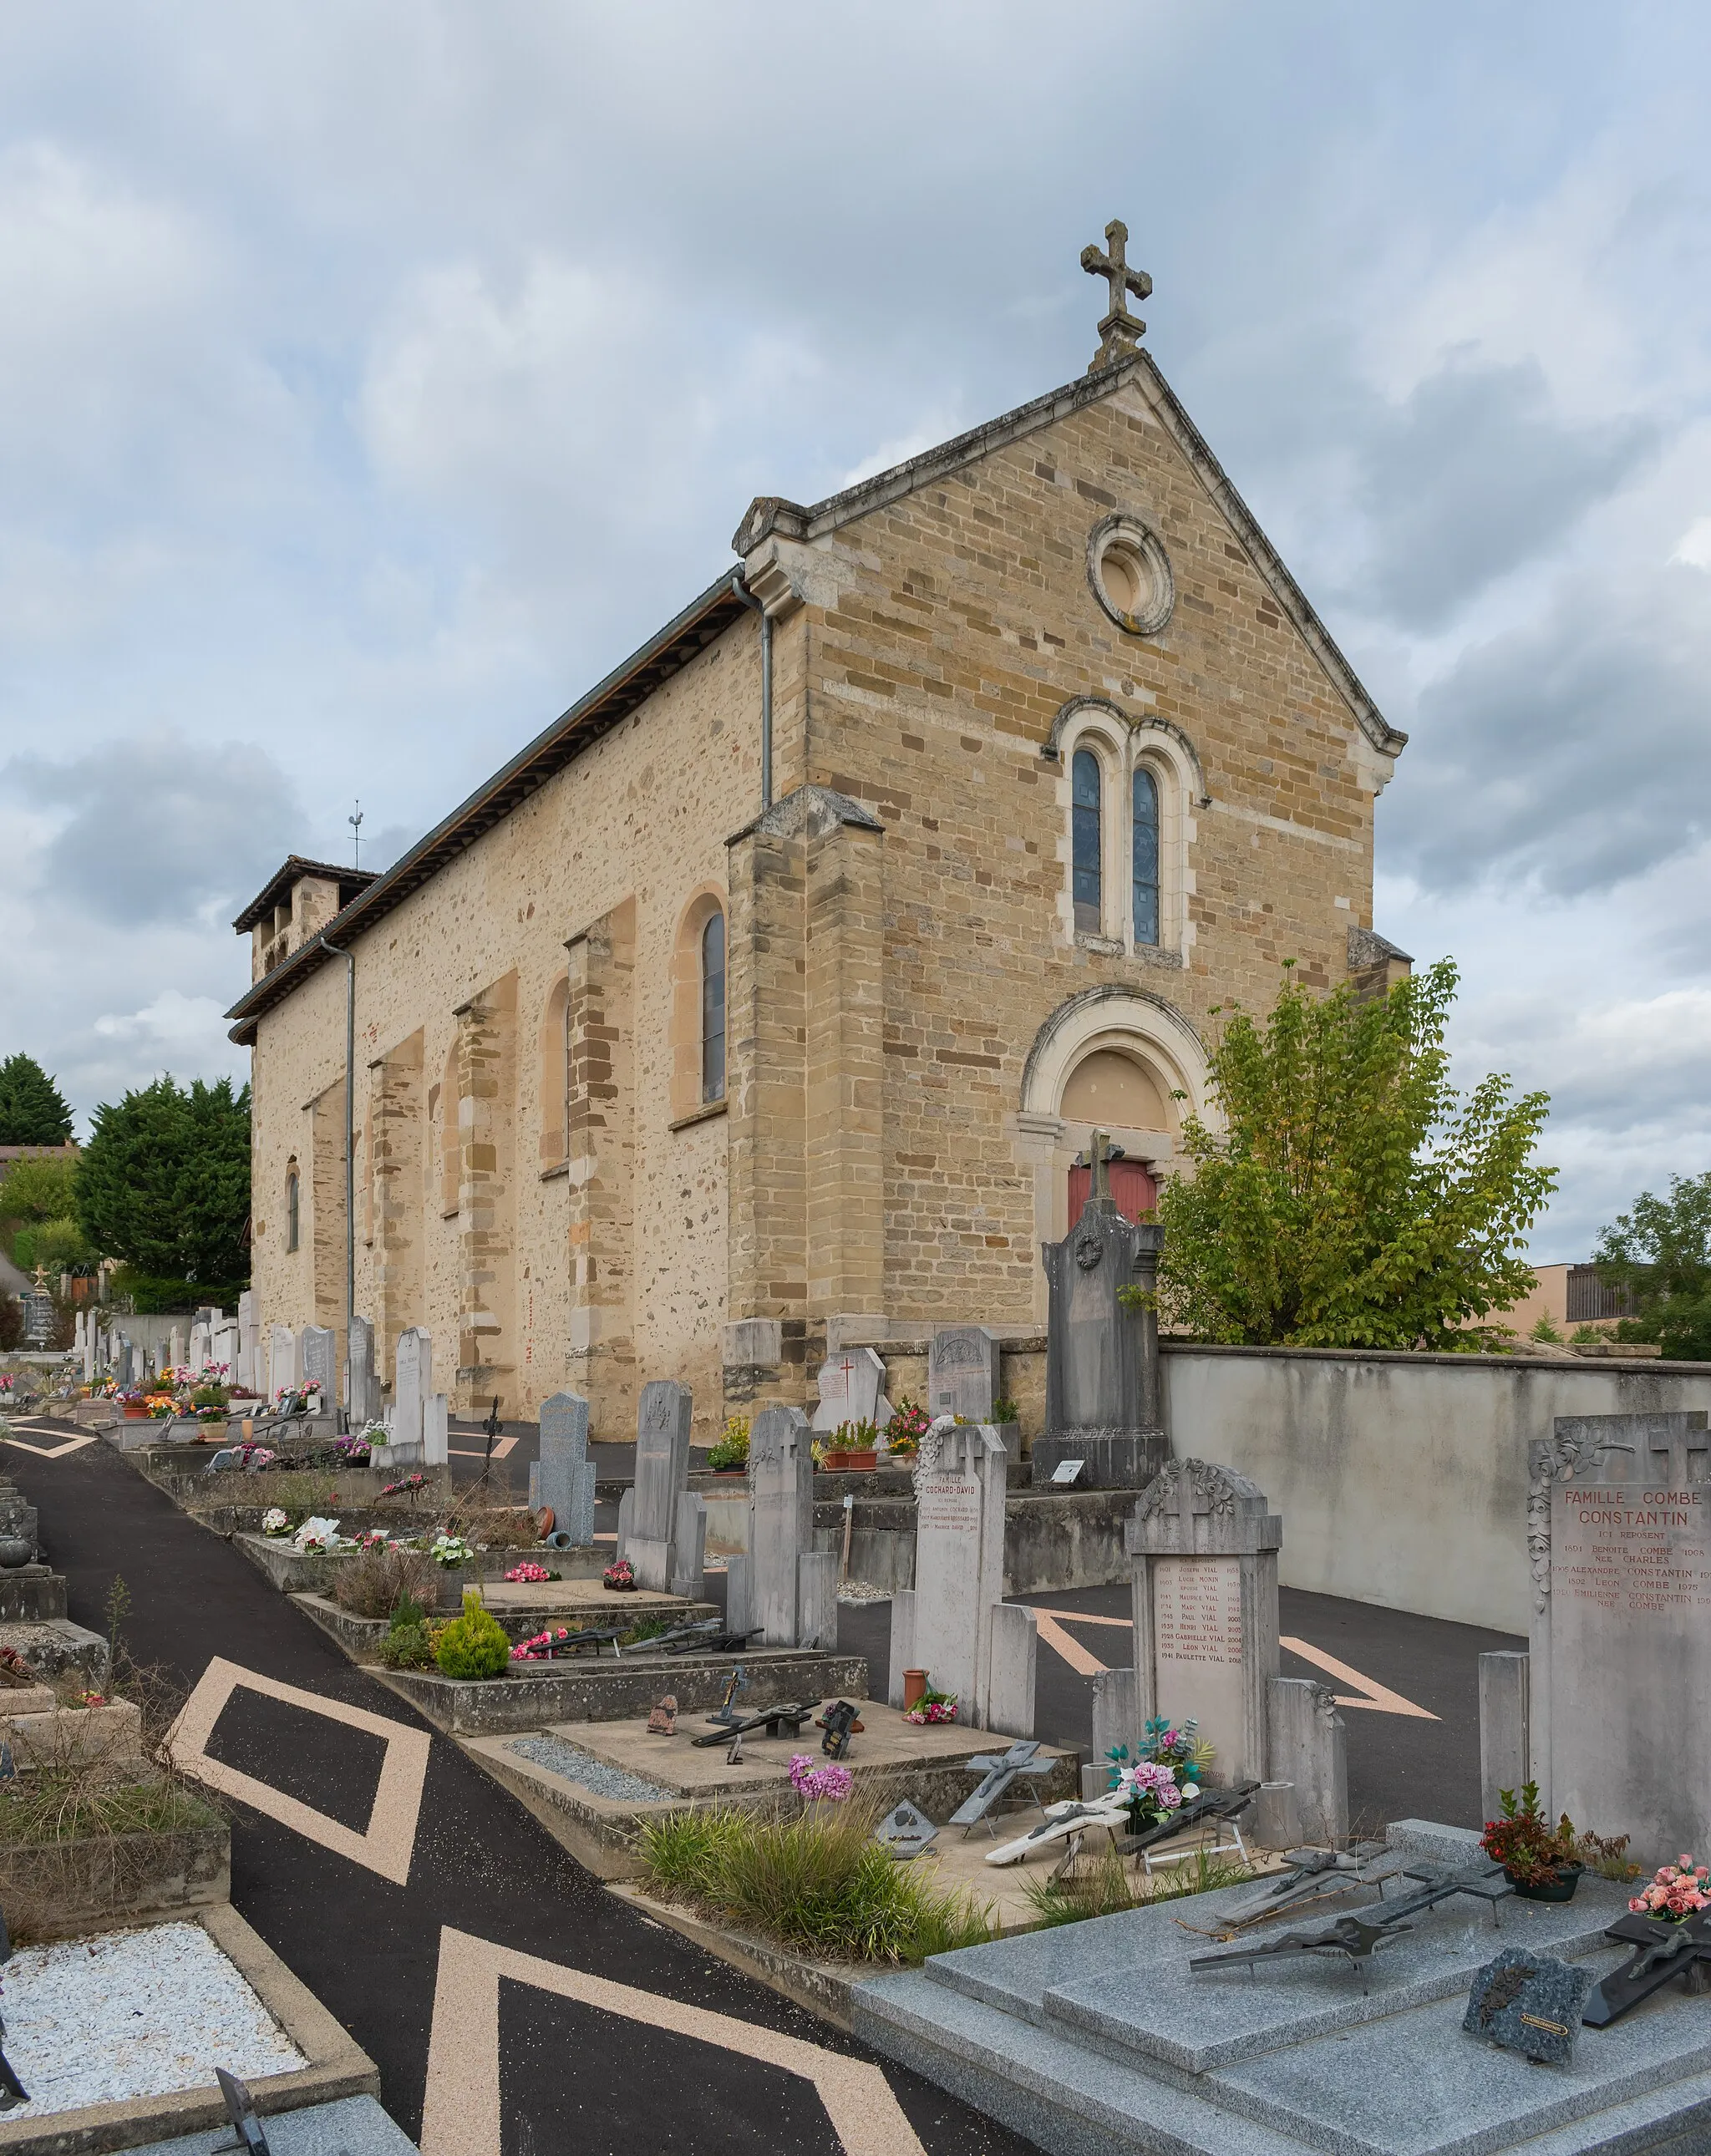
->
xmin=1081 ymin=219 xmax=1151 ymax=372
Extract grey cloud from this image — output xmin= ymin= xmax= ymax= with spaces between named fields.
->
xmin=1350 ymin=354 xmax=1657 ymax=628
xmin=1380 ymin=576 xmax=1711 ymax=896
xmin=8 ymin=733 xmax=303 ymax=926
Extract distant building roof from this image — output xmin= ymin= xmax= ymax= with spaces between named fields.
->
xmin=232 ymin=857 xmax=379 ymax=934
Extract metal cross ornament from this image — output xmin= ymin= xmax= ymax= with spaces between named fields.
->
xmin=1081 ymin=221 xmax=1151 ymax=371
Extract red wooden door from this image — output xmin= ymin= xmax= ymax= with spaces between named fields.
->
xmin=1068 ymin=1157 xmax=1157 ymax=1224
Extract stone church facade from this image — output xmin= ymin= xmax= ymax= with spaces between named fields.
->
xmin=228 ymin=229 xmax=1408 ymax=1437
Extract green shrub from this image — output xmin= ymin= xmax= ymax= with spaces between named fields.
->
xmin=380 ymin=1620 xmax=434 ymax=1669
xmin=1021 ymin=1844 xmax=1253 ymax=1930
xmin=636 ymin=1802 xmax=996 ymax=1964
xmin=432 ymin=1591 xmax=511 ymax=1679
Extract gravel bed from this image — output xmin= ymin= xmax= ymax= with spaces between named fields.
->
xmin=836 ymin=1580 xmax=891 ymax=1603
xmin=507 ymin=1733 xmax=674 ymax=1804
xmin=1 ymin=1921 xmax=307 ymax=2118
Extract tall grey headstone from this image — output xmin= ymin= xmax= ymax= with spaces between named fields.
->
xmin=910 ymin=1421 xmax=1009 ymax=1726
xmin=928 ymin=1327 xmax=1002 ymax=1423
xmin=393 ymin=1327 xmax=429 ymax=1449
xmin=1090 ymin=1665 xmax=1137 ymax=1779
xmin=629 ymin=1380 xmax=693 ymax=1593
xmin=189 ymin=1319 xmax=211 ymax=1372
xmin=810 ymin=1346 xmax=893 ymax=1435
xmin=424 ymin=1393 xmax=449 ymax=1467
xmin=531 ymin=1392 xmax=596 ymax=1547
xmin=348 ymin=1316 xmax=379 ymax=1428
xmin=1479 ymin=1650 xmax=1531 ymax=1827
xmin=212 ymin=1322 xmax=239 ymax=1377
xmin=169 ymin=1324 xmax=187 ymax=1374
xmin=984 ymin=1601 xmax=1038 ymax=1739
xmin=886 ymin=1585 xmax=917 ymax=1709
xmin=749 ymin=1404 xmax=815 ymax=1645
xmin=1125 ymin=1458 xmax=1282 ymax=1788
xmin=301 ymin=1326 xmax=336 ymax=1401
xmin=1033 ymin=1130 xmax=1166 ymax=1489
xmin=236 ymin=1291 xmax=256 ymax=1393
xmin=796 ymin=1550 xmax=838 ymax=1651
xmin=81 ymin=1311 xmax=95 ymax=1384
xmin=1531 ymin=1410 xmax=1711 ymax=1864
xmin=268 ymin=1324 xmax=299 ymax=1397
xmin=723 ymin=1554 xmax=752 ymax=1641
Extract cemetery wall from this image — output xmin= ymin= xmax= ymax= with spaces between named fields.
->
xmin=247 ymin=626 xmax=759 ymax=1432
xmin=1162 ymin=1344 xmax=1711 ymax=1631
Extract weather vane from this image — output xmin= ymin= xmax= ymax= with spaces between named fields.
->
xmin=349 ymin=800 xmax=364 ymax=871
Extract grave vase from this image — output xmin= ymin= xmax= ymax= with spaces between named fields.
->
xmin=1506 ymin=1862 xmax=1582 ymax=1903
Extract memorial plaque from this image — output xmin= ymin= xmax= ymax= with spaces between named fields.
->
xmin=1534 ymin=1412 xmax=1711 ymax=1864
xmin=928 ymin=1327 xmax=1000 ymax=1423
xmin=1152 ymin=1555 xmax=1246 ymax=1765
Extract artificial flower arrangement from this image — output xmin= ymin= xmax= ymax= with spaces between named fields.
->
xmin=603 ymin=1557 xmax=637 ymax=1592
xmin=505 ymin=1560 xmax=551 ymax=1584
xmin=292 ymin=1516 xmax=352 ymax=1555
xmin=883 ymin=1399 xmax=932 ymax=1455
xmin=1629 ymin=1856 xmax=1710 ymax=1920
xmin=788 ymin=1753 xmax=853 ymax=1802
xmin=380 ymin=1473 xmax=429 ymax=1499
xmin=261 ymin=1507 xmax=291 ymax=1536
xmin=511 ymin=1626 xmax=576 ymax=1661
xmin=1481 ymin=1783 xmax=1582 ymax=1895
xmin=145 ymin=1393 xmax=177 ymax=1419
xmin=904 ymin=1684 xmax=958 ymax=1726
xmin=429 ymin=1533 xmax=473 ymax=1569
xmin=334 ymin=1434 xmax=372 ymax=1464
xmin=1105 ymin=1714 xmax=1214 ymax=1831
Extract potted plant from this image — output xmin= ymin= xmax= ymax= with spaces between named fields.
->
xmin=903 ymin=1683 xmax=957 ymax=1725
xmin=821 ymin=1418 xmax=879 ymax=1472
xmin=603 ymin=1557 xmax=637 ymax=1593
xmin=706 ymin=1415 xmax=749 ymax=1474
xmin=883 ymin=1398 xmax=930 ymax=1458
xmin=1482 ymin=1783 xmax=1582 ymax=1900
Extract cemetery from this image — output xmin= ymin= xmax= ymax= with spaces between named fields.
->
xmin=7 ymin=1142 xmax=1711 ymax=2153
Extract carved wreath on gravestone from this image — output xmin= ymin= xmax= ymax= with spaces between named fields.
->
xmin=936 ymin=1334 xmax=984 ymax=1367
xmin=1074 ymin=1230 xmax=1104 ymax=1271
xmin=1138 ymin=1458 xmax=1243 ymax=1519
xmin=1526 ymin=1423 xmax=1642 ymax=1616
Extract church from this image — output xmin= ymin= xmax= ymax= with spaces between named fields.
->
xmin=226 ymin=223 xmax=1409 ymax=1438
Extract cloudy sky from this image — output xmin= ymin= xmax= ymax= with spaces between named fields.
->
xmin=0 ymin=2 xmax=1706 ymax=1259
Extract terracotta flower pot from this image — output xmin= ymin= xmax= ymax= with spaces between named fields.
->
xmin=902 ymin=1667 xmax=928 ymax=1711
xmin=822 ymin=1450 xmax=877 ymax=1472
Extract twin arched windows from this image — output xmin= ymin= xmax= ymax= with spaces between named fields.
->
xmin=1071 ymin=745 xmax=1163 ymax=949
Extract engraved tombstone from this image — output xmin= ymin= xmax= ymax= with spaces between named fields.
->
xmin=347 ymin=1316 xmax=380 ymax=1428
xmin=236 ymin=1291 xmax=257 ymax=1394
xmin=749 ymin=1404 xmax=816 ymax=1645
xmin=1033 ymin=1130 xmax=1166 ymax=1489
xmin=300 ymin=1327 xmax=336 ymax=1403
xmin=268 ymin=1324 xmax=299 ymax=1397
xmin=629 ymin=1380 xmax=693 ymax=1593
xmin=891 ymin=1422 xmax=1013 ymax=1727
xmin=928 ymin=1327 xmax=1001 ymax=1423
xmin=393 ymin=1328 xmax=430 ymax=1450
xmin=1124 ymin=1458 xmax=1282 ymax=1788
xmin=809 ymin=1347 xmax=893 ymax=1435
xmin=212 ymin=1322 xmax=239 ymax=1377
xmin=531 ymin=1391 xmax=597 ymax=1547
xmin=1531 ymin=1411 xmax=1711 ymax=1864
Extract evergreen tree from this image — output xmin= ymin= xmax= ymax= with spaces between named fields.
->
xmin=1145 ymin=959 xmax=1555 ymax=1348
xmin=0 ymin=1054 xmax=74 ymax=1145
xmin=75 ymin=1075 xmax=251 ymax=1291
xmin=1596 ymin=1174 xmax=1711 ymax=1362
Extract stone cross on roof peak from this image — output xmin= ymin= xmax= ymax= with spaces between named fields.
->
xmin=1081 ymin=219 xmax=1151 ymax=374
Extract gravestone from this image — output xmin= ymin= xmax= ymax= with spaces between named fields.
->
xmin=424 ymin=1393 xmax=449 ymax=1467
xmin=1125 ymin=1458 xmax=1282 ymax=1788
xmin=929 ymin=1327 xmax=1002 ymax=1423
xmin=672 ymin=1490 xmax=708 ymax=1601
xmin=268 ymin=1325 xmax=299 ymax=1397
xmin=1529 ymin=1410 xmax=1711 ymax=1864
xmin=893 ymin=1421 xmax=1011 ymax=1726
xmin=531 ymin=1392 xmax=597 ymax=1546
xmin=749 ymin=1404 xmax=815 ymax=1645
xmin=80 ymin=1313 xmax=94 ymax=1384
xmin=347 ymin=1316 xmax=379 ymax=1428
xmin=1464 ymin=1949 xmax=1593 ymax=2067
xmin=629 ymin=1380 xmax=693 ymax=1593
xmin=1033 ymin=1130 xmax=1167 ymax=1489
xmin=393 ymin=1328 xmax=430 ymax=1449
xmin=236 ymin=1291 xmax=257 ymax=1393
xmin=809 ymin=1347 xmax=893 ymax=1435
xmin=212 ymin=1321 xmax=239 ymax=1377
xmin=300 ymin=1327 xmax=336 ymax=1402
xmin=168 ymin=1325 xmax=186 ymax=1374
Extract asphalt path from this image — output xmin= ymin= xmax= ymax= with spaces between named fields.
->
xmin=6 ymin=1423 xmax=1038 ymax=2156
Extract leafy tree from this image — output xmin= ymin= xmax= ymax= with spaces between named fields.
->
xmin=0 ymin=1152 xmax=79 ymax=1225
xmin=75 ymin=1076 xmax=251 ymax=1296
xmin=1146 ymin=959 xmax=1555 ymax=1347
xmin=0 ymin=1054 xmax=74 ymax=1145
xmin=1595 ymin=1174 xmax=1711 ymax=1362
xmin=13 ymin=1218 xmax=97 ymax=1274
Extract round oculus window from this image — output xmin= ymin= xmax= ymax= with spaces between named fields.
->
xmin=1087 ymin=515 xmax=1175 ymax=638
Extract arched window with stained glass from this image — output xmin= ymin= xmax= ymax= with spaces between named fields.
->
xmin=1072 ymin=748 xmax=1103 ymax=932
xmin=701 ymin=908 xmax=727 ymax=1104
xmin=1132 ymin=765 xmax=1160 ymax=946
